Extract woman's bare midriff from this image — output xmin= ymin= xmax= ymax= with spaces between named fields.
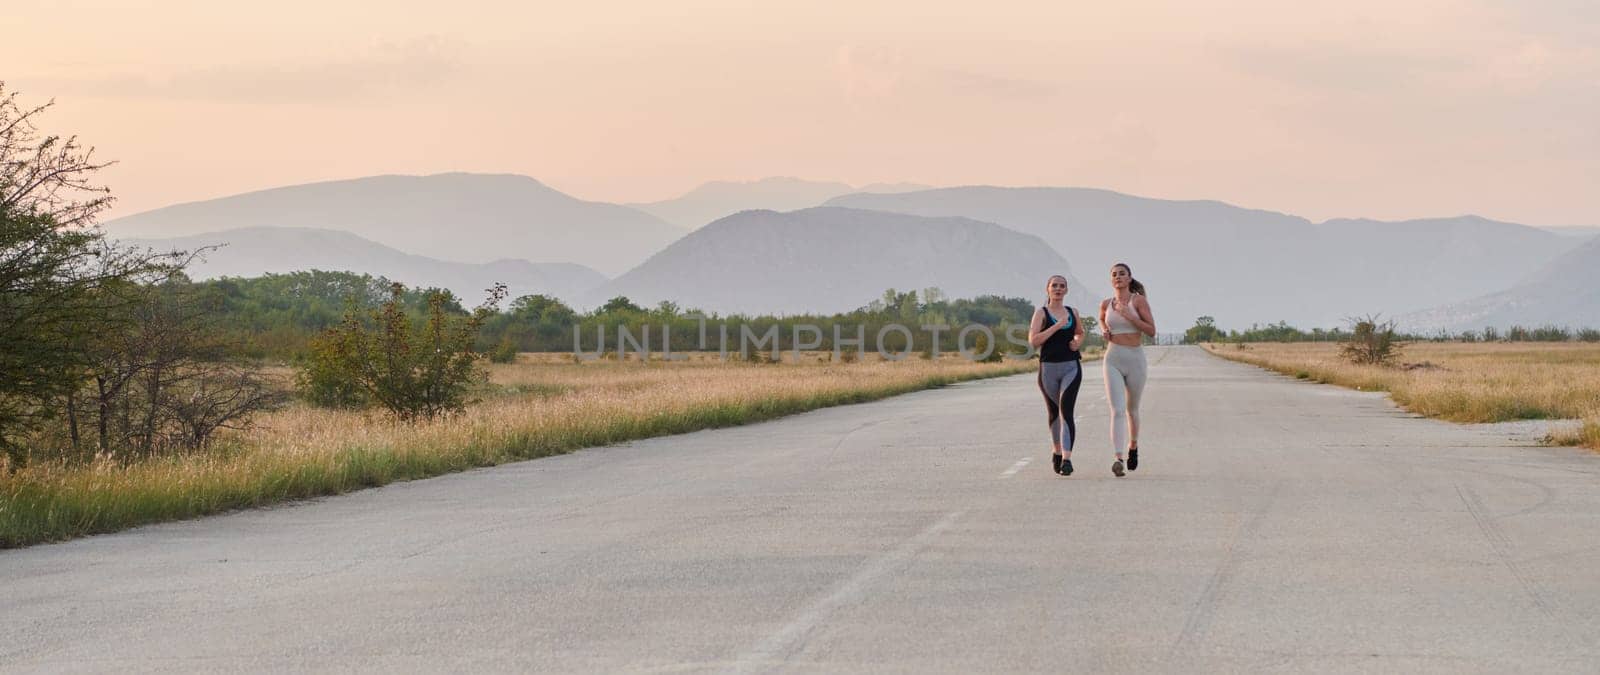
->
xmin=1107 ymin=334 xmax=1143 ymax=348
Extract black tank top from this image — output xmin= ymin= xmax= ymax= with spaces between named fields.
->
xmin=1039 ymin=306 xmax=1079 ymax=363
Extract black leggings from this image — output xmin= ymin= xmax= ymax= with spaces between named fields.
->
xmin=1038 ymin=360 xmax=1083 ymax=451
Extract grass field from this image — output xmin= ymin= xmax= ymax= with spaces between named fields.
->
xmin=1204 ymin=342 xmax=1600 ymax=450
xmin=0 ymin=354 xmax=1034 ymax=548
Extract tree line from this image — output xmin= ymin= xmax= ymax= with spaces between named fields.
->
xmin=134 ymin=274 xmax=1080 ymax=360
xmin=1182 ymin=316 xmax=1600 ymax=345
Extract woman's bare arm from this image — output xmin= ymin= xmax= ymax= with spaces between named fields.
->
xmin=1028 ymin=307 xmax=1057 ymax=347
xmin=1127 ymin=296 xmax=1157 ymax=337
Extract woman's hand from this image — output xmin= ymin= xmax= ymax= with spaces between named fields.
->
xmin=1115 ymin=299 xmax=1139 ymax=322
xmin=1069 ymin=336 xmax=1083 ymax=351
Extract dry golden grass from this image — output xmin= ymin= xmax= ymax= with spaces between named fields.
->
xmin=1544 ymin=418 xmax=1600 ymax=449
xmin=1205 ymin=342 xmax=1600 ymax=450
xmin=1 ymin=355 xmax=1033 ymax=547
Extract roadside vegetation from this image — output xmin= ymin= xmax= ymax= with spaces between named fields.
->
xmin=0 ymin=83 xmax=1051 ymax=548
xmin=1203 ymin=341 xmax=1600 ymax=451
xmin=1183 ymin=315 xmax=1600 ymax=346
xmin=1 ymin=356 xmax=1029 ymax=548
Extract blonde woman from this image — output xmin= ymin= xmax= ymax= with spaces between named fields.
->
xmin=1029 ymin=275 xmax=1085 ymax=476
xmin=1098 ymin=263 xmax=1156 ymax=477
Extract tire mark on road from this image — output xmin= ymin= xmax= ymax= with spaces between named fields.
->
xmin=1456 ymin=484 xmax=1557 ymax=619
xmin=1167 ymin=481 xmax=1282 ymax=661
xmin=729 ymin=510 xmax=964 ymax=673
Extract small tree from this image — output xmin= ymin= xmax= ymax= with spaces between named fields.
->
xmin=1184 ymin=316 xmax=1224 ymax=344
xmin=165 ymin=364 xmax=285 ymax=450
xmin=488 ymin=337 xmax=518 ymax=364
xmin=0 ymin=83 xmax=183 ymax=459
xmin=599 ymin=296 xmax=642 ymax=314
xmin=304 ymin=282 xmax=507 ymax=422
xmin=1340 ymin=314 xmax=1404 ymax=366
xmin=970 ymin=329 xmax=1004 ymax=363
xmin=64 ymin=275 xmax=285 ymax=459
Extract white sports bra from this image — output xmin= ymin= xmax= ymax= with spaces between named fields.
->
xmin=1105 ymin=296 xmax=1141 ymax=335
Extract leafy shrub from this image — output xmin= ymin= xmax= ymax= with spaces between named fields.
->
xmin=301 ymin=282 xmax=506 ymax=421
xmin=489 ymin=338 xmax=519 ymax=364
xmin=297 ymin=345 xmax=369 ymax=409
xmin=1339 ymin=314 xmax=1404 ymax=367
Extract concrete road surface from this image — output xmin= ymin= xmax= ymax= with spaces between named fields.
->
xmin=5 ymin=346 xmax=1600 ymax=673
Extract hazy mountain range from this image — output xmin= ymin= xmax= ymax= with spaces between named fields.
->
xmin=1399 ymin=234 xmax=1600 ymax=332
xmin=589 ymin=207 xmax=1097 ymax=316
xmin=105 ymin=172 xmax=1597 ymax=329
xmin=106 ymin=173 xmax=683 ymax=276
xmin=1542 ymin=226 xmax=1600 ymax=238
xmin=827 ymin=187 xmax=1582 ymax=328
xmin=122 ymin=227 xmax=606 ymax=305
xmin=628 ymin=177 xmax=931 ymax=229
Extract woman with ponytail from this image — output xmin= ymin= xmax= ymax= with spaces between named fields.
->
xmin=1098 ymin=263 xmax=1156 ymax=477
xmin=1029 ymin=275 xmax=1085 ymax=476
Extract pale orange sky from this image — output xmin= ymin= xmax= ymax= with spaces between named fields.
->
xmin=7 ymin=0 xmax=1598 ymax=225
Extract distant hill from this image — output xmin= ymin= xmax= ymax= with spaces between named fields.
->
xmin=629 ymin=177 xmax=933 ymax=229
xmin=827 ymin=187 xmax=1580 ymax=329
xmin=123 ymin=227 xmax=606 ymax=306
xmin=588 ymin=207 xmax=1098 ymax=316
xmin=1540 ymin=225 xmax=1600 ymax=239
xmin=1399 ymin=234 xmax=1600 ymax=332
xmin=105 ymin=173 xmax=683 ymax=276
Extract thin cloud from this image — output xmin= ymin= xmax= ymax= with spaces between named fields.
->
xmin=834 ymin=44 xmax=1061 ymax=103
xmin=931 ymin=66 xmax=1061 ymax=101
xmin=1218 ymin=38 xmax=1461 ymax=95
xmin=31 ymin=36 xmax=464 ymax=104
xmin=1220 ymin=32 xmax=1599 ymax=99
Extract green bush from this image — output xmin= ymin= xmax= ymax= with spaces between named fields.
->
xmin=301 ymin=283 xmax=506 ymax=421
xmin=489 ymin=338 xmax=519 ymax=364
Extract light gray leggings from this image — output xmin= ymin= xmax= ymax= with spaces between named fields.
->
xmin=1103 ymin=344 xmax=1148 ymax=457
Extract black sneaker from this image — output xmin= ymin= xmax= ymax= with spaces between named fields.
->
xmin=1128 ymin=447 xmax=1139 ymax=471
xmin=1052 ymin=453 xmax=1063 ymax=474
xmin=1112 ymin=459 xmax=1125 ymax=477
xmin=1061 ymin=458 xmax=1073 ymax=476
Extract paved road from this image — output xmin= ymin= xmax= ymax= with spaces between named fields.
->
xmin=5 ymin=346 xmax=1600 ymax=672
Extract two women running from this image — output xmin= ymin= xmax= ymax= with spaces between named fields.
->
xmin=1029 ymin=275 xmax=1084 ymax=476
xmin=1032 ymin=264 xmax=1157 ymax=478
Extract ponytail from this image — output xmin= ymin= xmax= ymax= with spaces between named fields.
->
xmin=1113 ymin=262 xmax=1148 ymax=299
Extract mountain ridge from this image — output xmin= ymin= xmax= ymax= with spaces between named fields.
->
xmin=1399 ymin=234 xmax=1600 ymax=331
xmin=825 ymin=186 xmax=1579 ymax=328
xmin=106 ymin=172 xmax=683 ymax=276
xmin=121 ymin=226 xmax=607 ymax=306
xmin=588 ymin=206 xmax=1099 ymax=316
xmin=630 ymin=177 xmax=932 ymax=229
